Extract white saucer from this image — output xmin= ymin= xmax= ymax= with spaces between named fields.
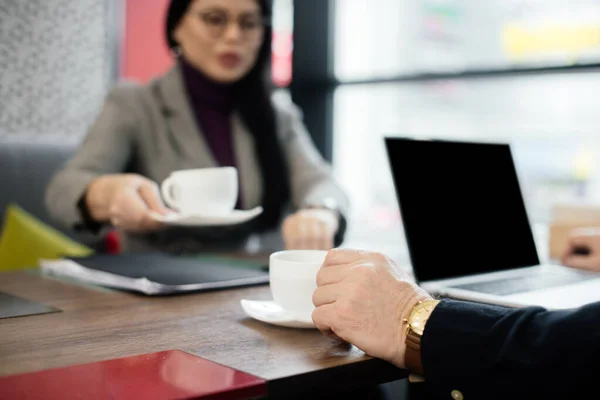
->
xmin=150 ymin=206 xmax=263 ymax=227
xmin=240 ymin=299 xmax=315 ymax=329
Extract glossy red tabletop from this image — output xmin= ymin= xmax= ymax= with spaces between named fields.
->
xmin=0 ymin=350 xmax=266 ymax=400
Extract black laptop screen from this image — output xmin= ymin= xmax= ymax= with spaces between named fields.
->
xmin=385 ymin=137 xmax=540 ymax=283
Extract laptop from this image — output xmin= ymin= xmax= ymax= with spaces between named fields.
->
xmin=385 ymin=137 xmax=600 ymax=310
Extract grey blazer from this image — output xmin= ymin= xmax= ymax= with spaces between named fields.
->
xmin=45 ymin=64 xmax=349 ymax=253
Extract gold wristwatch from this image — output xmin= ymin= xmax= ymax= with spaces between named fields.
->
xmin=404 ymin=299 xmax=441 ymax=375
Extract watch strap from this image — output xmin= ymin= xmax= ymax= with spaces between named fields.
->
xmin=405 ymin=329 xmax=424 ymax=375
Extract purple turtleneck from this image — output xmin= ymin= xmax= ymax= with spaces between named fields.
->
xmin=180 ymin=57 xmax=237 ymax=168
xmin=180 ymin=57 xmax=243 ymax=208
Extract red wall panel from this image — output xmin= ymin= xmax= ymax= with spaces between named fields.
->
xmin=121 ymin=0 xmax=174 ymax=82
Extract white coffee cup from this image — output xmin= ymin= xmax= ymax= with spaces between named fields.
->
xmin=161 ymin=167 xmax=238 ymax=215
xmin=269 ymin=250 xmax=328 ymax=317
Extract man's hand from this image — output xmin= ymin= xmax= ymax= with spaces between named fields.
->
xmin=561 ymin=228 xmax=600 ymax=272
xmin=312 ymin=249 xmax=432 ymax=368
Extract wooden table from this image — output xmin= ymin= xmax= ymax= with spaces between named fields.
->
xmin=0 ymin=271 xmax=406 ymax=398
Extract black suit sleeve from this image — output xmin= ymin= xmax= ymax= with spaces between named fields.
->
xmin=419 ymin=299 xmax=600 ymax=399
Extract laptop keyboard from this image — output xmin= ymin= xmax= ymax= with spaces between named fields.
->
xmin=451 ymin=270 xmax=597 ymax=296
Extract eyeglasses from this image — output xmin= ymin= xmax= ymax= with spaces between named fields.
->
xmin=194 ymin=10 xmax=269 ymax=41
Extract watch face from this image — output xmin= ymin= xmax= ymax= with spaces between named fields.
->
xmin=409 ymin=301 xmax=439 ymax=335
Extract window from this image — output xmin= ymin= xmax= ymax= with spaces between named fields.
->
xmin=334 ymin=0 xmax=600 ymax=81
xmin=331 ymin=0 xmax=600 ymax=261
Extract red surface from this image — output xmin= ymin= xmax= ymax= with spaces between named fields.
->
xmin=0 ymin=350 xmax=266 ymax=400
xmin=121 ymin=0 xmax=174 ymax=82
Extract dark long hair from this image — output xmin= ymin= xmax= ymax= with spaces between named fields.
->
xmin=165 ymin=0 xmax=290 ymax=231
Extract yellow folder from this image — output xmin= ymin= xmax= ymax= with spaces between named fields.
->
xmin=0 ymin=203 xmax=93 ymax=272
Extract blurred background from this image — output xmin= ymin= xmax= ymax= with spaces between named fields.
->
xmin=1 ymin=0 xmax=600 ymax=263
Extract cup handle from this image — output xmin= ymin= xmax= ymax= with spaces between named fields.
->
xmin=161 ymin=176 xmax=179 ymax=211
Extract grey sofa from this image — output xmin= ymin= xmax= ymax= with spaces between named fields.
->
xmin=0 ymin=136 xmax=101 ymax=248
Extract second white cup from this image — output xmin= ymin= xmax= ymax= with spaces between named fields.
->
xmin=161 ymin=167 xmax=238 ymax=215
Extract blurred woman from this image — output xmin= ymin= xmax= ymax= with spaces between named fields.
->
xmin=45 ymin=0 xmax=348 ymax=253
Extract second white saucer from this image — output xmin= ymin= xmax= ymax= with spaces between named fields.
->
xmin=240 ymin=299 xmax=315 ymax=329
xmin=150 ymin=206 xmax=263 ymax=227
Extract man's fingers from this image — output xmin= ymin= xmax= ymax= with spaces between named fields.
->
xmin=563 ymin=255 xmax=600 ymax=271
xmin=323 ymin=248 xmax=364 ymax=267
xmin=570 ymin=227 xmax=600 ymax=238
xmin=567 ymin=234 xmax=593 ymax=249
xmin=323 ymin=329 xmax=344 ymax=341
xmin=316 ymin=264 xmax=352 ymax=286
xmin=563 ymin=233 xmax=596 ymax=261
xmin=312 ymin=283 xmax=344 ymax=307
xmin=312 ymin=303 xmax=338 ymax=337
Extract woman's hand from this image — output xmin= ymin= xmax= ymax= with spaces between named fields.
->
xmin=282 ymin=208 xmax=339 ymax=250
xmin=86 ymin=174 xmax=171 ymax=233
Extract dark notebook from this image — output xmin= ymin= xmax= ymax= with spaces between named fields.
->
xmin=39 ymin=253 xmax=269 ymax=295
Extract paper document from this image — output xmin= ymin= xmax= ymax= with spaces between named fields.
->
xmin=39 ymin=253 xmax=269 ymax=296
